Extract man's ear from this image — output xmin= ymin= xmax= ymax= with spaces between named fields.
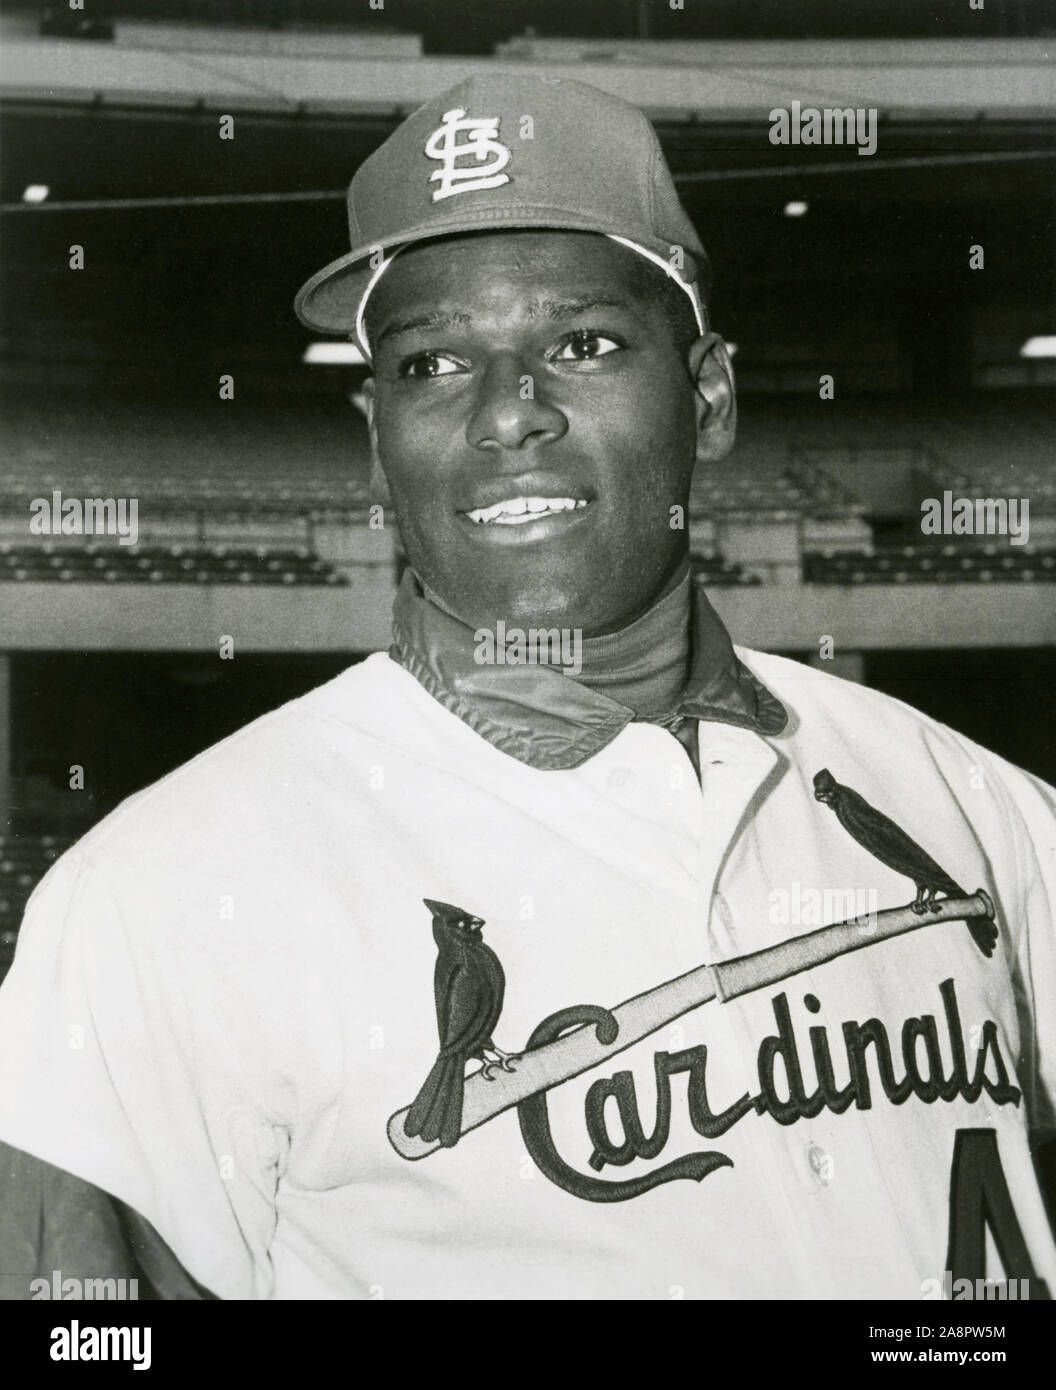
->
xmin=358 ymin=376 xmax=392 ymax=506
xmin=688 ymin=332 xmax=737 ymax=464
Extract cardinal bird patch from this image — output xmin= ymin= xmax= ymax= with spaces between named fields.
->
xmin=812 ymin=769 xmax=998 ymax=957
xmin=402 ymin=899 xmax=519 ymax=1149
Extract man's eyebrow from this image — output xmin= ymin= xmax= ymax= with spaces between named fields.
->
xmin=530 ymin=296 xmax=637 ymax=321
xmin=373 ymin=310 xmax=472 ymax=349
xmin=372 ymin=296 xmax=641 ymax=350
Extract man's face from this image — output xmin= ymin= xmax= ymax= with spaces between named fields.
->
xmin=363 ymin=230 xmax=734 ymax=636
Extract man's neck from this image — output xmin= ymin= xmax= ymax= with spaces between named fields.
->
xmin=575 ymin=561 xmax=692 ymax=717
xmin=421 ymin=559 xmax=693 ymax=718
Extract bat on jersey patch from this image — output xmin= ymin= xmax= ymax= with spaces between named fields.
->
xmin=389 ymin=886 xmax=994 ymax=1161
xmin=390 ymin=772 xmax=999 ymax=1160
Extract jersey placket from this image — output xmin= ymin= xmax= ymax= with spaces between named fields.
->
xmin=687 ymin=721 xmax=840 ymax=1296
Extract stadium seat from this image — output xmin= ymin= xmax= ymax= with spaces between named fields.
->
xmin=803 ymin=545 xmax=1056 ymax=585
xmin=690 ymin=555 xmax=761 ymax=587
xmin=0 ymin=544 xmax=349 ymax=586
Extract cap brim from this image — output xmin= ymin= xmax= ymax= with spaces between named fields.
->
xmin=295 ymin=207 xmax=694 ymax=335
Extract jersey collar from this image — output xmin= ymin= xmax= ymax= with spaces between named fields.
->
xmin=389 ymin=568 xmax=787 ymax=770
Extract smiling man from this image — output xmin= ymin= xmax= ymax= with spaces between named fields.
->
xmin=359 ymin=229 xmax=717 ymax=640
xmin=1 ymin=74 xmax=1055 ymax=1302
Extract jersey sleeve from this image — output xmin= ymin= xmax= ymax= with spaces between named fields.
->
xmin=0 ymin=1139 xmax=217 ymax=1300
xmin=0 ymin=849 xmax=282 ymax=1299
xmin=979 ymin=751 xmax=1056 ymax=1137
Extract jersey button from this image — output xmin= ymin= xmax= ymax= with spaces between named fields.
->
xmin=807 ymin=1142 xmax=834 ymax=1186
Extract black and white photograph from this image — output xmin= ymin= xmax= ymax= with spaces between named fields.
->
xmin=0 ymin=0 xmax=1053 ymax=1355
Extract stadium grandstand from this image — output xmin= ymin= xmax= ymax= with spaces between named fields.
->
xmin=0 ymin=0 xmax=1054 ymax=975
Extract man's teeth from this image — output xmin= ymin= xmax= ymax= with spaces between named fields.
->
xmin=466 ymin=497 xmax=588 ymax=525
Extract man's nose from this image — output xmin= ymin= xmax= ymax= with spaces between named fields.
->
xmin=466 ymin=353 xmax=568 ymax=452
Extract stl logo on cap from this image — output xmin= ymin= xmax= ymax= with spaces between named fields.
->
xmin=424 ymin=107 xmax=512 ymax=203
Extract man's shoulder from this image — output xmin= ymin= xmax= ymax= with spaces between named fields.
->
xmin=56 ymin=652 xmax=418 ymax=872
xmin=737 ymin=646 xmax=988 ymax=763
xmin=736 ymin=647 xmax=938 ymax=728
xmin=738 ymin=646 xmax=1053 ymax=804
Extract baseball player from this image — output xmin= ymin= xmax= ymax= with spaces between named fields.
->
xmin=0 ymin=74 xmax=1054 ymax=1301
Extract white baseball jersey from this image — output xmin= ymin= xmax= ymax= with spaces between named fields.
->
xmin=0 ymin=649 xmax=1054 ymax=1299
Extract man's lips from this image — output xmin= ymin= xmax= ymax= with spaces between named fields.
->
xmin=464 ymin=495 xmax=589 ymax=526
xmin=458 ymin=472 xmax=592 ymax=512
xmin=455 ymin=494 xmax=595 ymax=545
xmin=455 ymin=474 xmax=595 ymax=542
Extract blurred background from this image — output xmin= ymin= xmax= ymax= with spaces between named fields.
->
xmin=0 ymin=0 xmax=1054 ymax=971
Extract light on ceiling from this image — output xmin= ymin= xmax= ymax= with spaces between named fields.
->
xmin=302 ymin=341 xmax=366 ymax=366
xmin=783 ymin=200 xmax=808 ymax=218
xmin=22 ymin=184 xmax=49 ymax=203
xmin=1019 ymin=336 xmax=1056 ymax=359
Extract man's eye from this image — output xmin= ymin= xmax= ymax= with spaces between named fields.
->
xmin=399 ymin=352 xmax=463 ymax=379
xmin=552 ymin=330 xmax=623 ymax=363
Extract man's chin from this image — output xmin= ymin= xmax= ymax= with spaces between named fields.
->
xmin=410 ymin=549 xmax=670 ymax=638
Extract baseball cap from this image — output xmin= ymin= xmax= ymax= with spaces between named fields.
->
xmin=294 ymin=72 xmax=709 ymax=357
